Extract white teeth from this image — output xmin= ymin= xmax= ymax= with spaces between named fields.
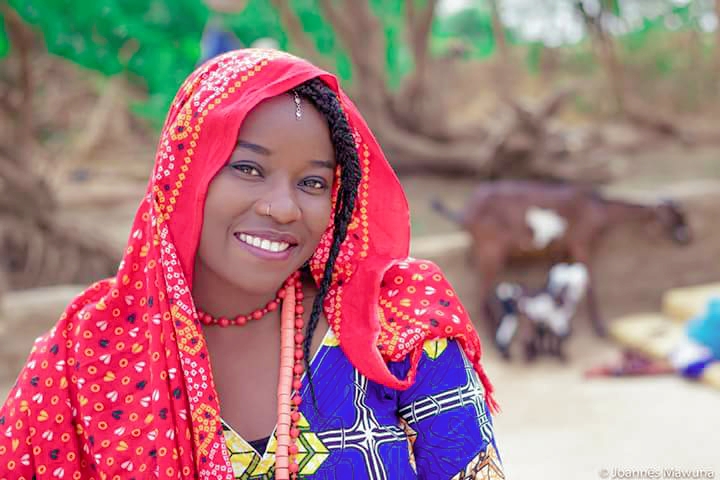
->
xmin=237 ymin=234 xmax=291 ymax=253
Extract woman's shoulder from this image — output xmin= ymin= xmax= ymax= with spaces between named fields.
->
xmin=377 ymin=256 xmax=468 ymax=352
xmin=387 ymin=337 xmax=471 ymax=375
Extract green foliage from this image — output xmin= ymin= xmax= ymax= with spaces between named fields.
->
xmin=0 ymin=13 xmax=9 ymax=59
xmin=433 ymin=6 xmax=497 ymax=58
xmin=222 ymin=0 xmax=286 ymax=47
xmin=525 ymin=42 xmax=543 ymax=74
xmin=601 ymin=0 xmax=621 ymax=17
xmin=7 ymin=0 xmax=208 ymax=126
xmin=371 ymin=0 xmax=410 ymax=89
xmin=617 ymin=4 xmax=695 ymax=77
xmin=2 ymin=0 xmax=717 ymax=125
xmin=288 ymin=0 xmax=353 ymax=81
xmin=208 ymin=0 xmax=355 ymax=83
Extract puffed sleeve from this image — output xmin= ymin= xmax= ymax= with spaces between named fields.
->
xmin=395 ymin=339 xmax=505 ymax=479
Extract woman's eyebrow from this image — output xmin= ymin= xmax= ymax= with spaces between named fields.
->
xmin=236 ymin=141 xmax=333 ymax=169
xmin=236 ymin=140 xmax=271 ymax=155
xmin=309 ymin=160 xmax=335 ymax=170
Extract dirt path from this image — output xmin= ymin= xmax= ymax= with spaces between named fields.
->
xmin=485 ymin=327 xmax=720 ymax=479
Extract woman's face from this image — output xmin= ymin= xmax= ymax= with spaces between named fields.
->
xmin=194 ymin=93 xmax=335 ymax=296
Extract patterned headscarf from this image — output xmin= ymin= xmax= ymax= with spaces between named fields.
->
xmin=0 ymin=49 xmax=496 ymax=480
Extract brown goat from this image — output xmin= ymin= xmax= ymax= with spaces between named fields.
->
xmin=432 ymin=181 xmax=691 ymax=337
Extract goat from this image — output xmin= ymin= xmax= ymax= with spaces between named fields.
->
xmin=495 ymin=263 xmax=589 ymax=361
xmin=432 ymin=180 xmax=691 ymax=337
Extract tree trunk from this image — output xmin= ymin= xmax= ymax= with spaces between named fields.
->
xmin=488 ymin=0 xmax=512 ymax=99
xmin=715 ymin=0 xmax=720 ymax=74
xmin=391 ymin=0 xmax=460 ymax=140
xmin=0 ymin=19 xmax=120 ymax=292
xmin=598 ymin=30 xmax=625 ymax=114
xmin=1 ymin=4 xmax=34 ymax=167
xmin=400 ymin=0 xmax=438 ymax=105
xmin=268 ymin=0 xmax=332 ymax=71
xmin=575 ymin=2 xmax=625 ymax=114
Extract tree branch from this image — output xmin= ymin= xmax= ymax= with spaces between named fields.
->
xmin=318 ymin=0 xmax=358 ymax=45
xmin=405 ymin=0 xmax=437 ymax=78
xmin=268 ymin=0 xmax=332 ymax=70
xmin=318 ymin=0 xmax=389 ymax=103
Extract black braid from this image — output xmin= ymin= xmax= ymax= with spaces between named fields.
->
xmin=293 ymin=79 xmax=361 ymax=406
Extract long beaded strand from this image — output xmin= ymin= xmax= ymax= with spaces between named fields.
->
xmin=275 ymin=272 xmax=304 ymax=479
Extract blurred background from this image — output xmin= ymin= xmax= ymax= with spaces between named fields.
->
xmin=1 ymin=0 xmax=719 ymax=478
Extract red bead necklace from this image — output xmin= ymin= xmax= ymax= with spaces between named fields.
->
xmin=196 ymin=271 xmax=305 ymax=479
xmin=197 ymin=291 xmax=284 ymax=327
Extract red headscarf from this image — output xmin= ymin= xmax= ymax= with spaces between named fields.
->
xmin=0 ymin=49 xmax=496 ymax=480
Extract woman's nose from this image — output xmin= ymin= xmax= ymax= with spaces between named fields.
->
xmin=256 ymin=184 xmax=301 ymax=224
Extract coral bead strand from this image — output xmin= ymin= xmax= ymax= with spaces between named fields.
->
xmin=288 ymin=275 xmax=304 ymax=479
xmin=276 ymin=273 xmax=301 ymax=479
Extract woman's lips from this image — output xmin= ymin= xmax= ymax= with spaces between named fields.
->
xmin=233 ymin=232 xmax=298 ymax=261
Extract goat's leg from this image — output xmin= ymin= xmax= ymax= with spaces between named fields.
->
xmin=585 ymin=280 xmax=607 ymax=337
xmin=556 ymin=337 xmax=568 ymax=363
xmin=519 ymin=317 xmax=539 ymax=362
xmin=568 ymin=245 xmax=606 ymax=337
xmin=475 ymin=247 xmax=506 ymax=338
xmin=495 ymin=313 xmax=519 ymax=360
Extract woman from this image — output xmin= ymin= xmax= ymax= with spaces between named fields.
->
xmin=0 ymin=49 xmax=503 ymax=479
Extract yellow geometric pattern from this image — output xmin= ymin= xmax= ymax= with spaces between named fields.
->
xmin=423 ymin=338 xmax=448 ymax=360
xmin=321 ymin=329 xmax=340 ymax=347
xmin=450 ymin=443 xmax=505 ymax=480
xmin=223 ymin=412 xmax=330 ymax=479
xmin=223 ymin=423 xmax=262 ymax=480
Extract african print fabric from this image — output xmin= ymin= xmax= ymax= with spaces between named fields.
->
xmin=221 ymin=332 xmax=503 ymax=479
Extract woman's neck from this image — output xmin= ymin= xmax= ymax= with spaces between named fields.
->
xmin=191 ymin=268 xmax=317 ymax=319
xmin=191 ymin=270 xmax=283 ymax=319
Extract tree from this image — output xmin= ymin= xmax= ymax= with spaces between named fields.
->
xmin=3 ymin=0 xmax=599 ymax=177
xmin=575 ymin=0 xmax=626 ymax=113
xmin=0 ymin=6 xmax=119 ymax=292
xmin=715 ymin=0 xmax=720 ymax=73
xmin=269 ymin=0 xmax=596 ymax=179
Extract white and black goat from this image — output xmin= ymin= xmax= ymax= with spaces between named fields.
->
xmin=494 ymin=263 xmax=589 ymax=361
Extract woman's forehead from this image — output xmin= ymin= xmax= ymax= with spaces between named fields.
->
xmin=235 ymin=94 xmax=335 ymax=162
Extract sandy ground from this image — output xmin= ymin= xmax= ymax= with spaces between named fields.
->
xmin=486 ymin=329 xmax=720 ymax=479
xmin=2 ymin=142 xmax=720 ymax=479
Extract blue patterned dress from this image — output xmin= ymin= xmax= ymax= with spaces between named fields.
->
xmin=222 ymin=330 xmax=504 ymax=479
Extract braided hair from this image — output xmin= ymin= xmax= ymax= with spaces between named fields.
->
xmin=292 ymin=79 xmax=361 ymax=401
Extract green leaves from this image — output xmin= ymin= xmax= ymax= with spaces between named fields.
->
xmin=0 ymin=13 xmax=9 ymax=59
xmin=2 ymin=0 xmax=710 ymax=127
xmin=5 ymin=0 xmax=206 ymax=125
xmin=601 ymin=0 xmax=622 ymax=17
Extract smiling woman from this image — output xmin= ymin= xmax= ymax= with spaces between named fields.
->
xmin=194 ymin=93 xmax=336 ymax=302
xmin=0 ymin=49 xmax=504 ymax=480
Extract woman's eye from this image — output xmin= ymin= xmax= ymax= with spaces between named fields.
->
xmin=231 ymin=164 xmax=261 ymax=176
xmin=302 ymin=178 xmax=328 ymax=190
